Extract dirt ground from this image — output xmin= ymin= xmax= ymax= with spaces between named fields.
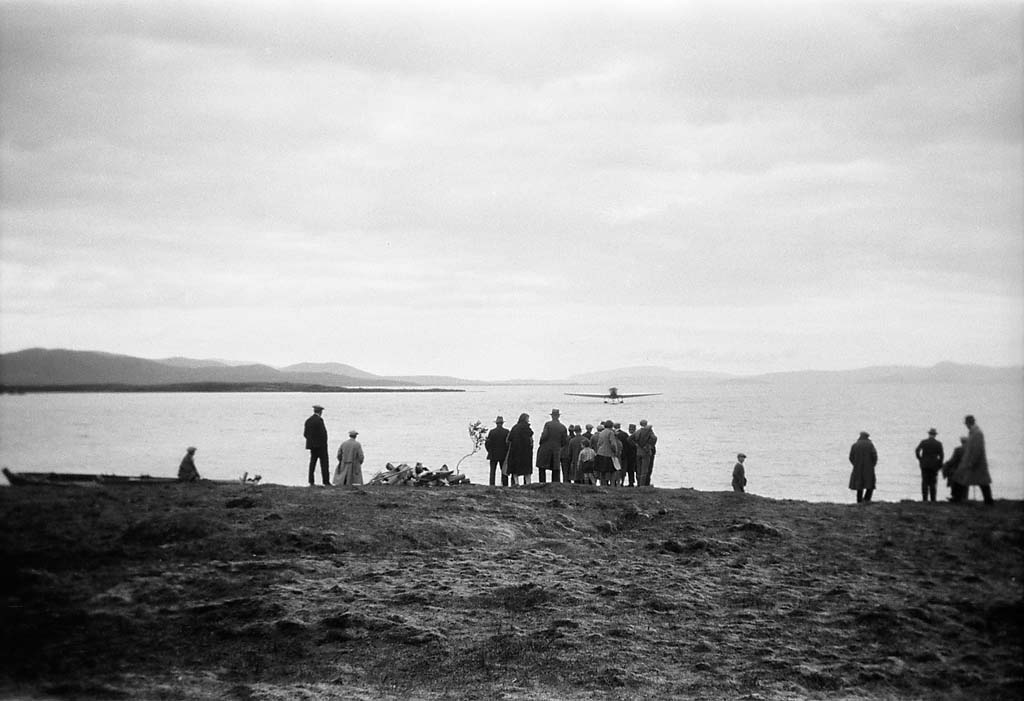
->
xmin=0 ymin=481 xmax=1021 ymax=700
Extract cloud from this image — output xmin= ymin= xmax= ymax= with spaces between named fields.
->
xmin=0 ymin=1 xmax=1020 ymax=377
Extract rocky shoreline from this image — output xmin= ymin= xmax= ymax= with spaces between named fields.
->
xmin=1 ymin=483 xmax=1020 ymax=700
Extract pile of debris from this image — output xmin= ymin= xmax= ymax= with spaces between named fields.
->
xmin=367 ymin=462 xmax=471 ymax=487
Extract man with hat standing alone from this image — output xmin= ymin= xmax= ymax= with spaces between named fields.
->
xmin=304 ymin=404 xmax=331 ymax=486
xmin=485 ymin=416 xmax=510 ymax=486
xmin=732 ymin=453 xmax=747 ymax=493
xmin=848 ymin=430 xmax=878 ymax=503
xmin=536 ymin=409 xmax=569 ymax=483
xmin=915 ymin=428 xmax=944 ymax=502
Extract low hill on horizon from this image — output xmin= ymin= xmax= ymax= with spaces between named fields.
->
xmin=1 ymin=348 xmax=1020 ymax=389
xmin=0 ymin=348 xmax=411 ymax=388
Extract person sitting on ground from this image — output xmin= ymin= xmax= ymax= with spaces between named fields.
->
xmin=178 ymin=446 xmax=200 ymax=482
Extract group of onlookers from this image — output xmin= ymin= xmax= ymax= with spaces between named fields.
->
xmin=484 ymin=409 xmax=658 ymax=488
xmin=847 ymin=414 xmax=995 ymax=504
xmin=288 ymin=405 xmax=997 ymax=504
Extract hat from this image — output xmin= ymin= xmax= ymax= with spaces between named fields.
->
xmin=551 ymin=409 xmax=560 ymax=416
xmin=639 ymin=419 xmax=648 ymax=426
xmin=312 ymin=404 xmax=324 ymax=411
xmin=927 ymin=428 xmax=937 ymax=435
xmin=585 ymin=423 xmax=593 ymax=429
xmin=348 ymin=430 xmax=359 ymax=437
xmin=186 ymin=446 xmax=197 ymax=453
xmin=737 ymin=453 xmax=746 ymax=459
xmin=859 ymin=431 xmax=870 ymax=438
xmin=495 ymin=416 xmax=504 ymax=423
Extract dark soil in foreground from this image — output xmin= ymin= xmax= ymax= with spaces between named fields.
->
xmin=0 ymin=482 xmax=1021 ymax=700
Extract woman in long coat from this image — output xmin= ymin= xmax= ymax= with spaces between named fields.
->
xmin=848 ymin=431 xmax=878 ymax=503
xmin=506 ymin=413 xmax=534 ymax=486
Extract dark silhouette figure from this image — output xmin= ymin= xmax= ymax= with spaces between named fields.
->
xmin=732 ymin=453 xmax=747 ymax=493
xmin=942 ymin=437 xmax=968 ymax=502
xmin=634 ymin=420 xmax=657 ymax=486
xmin=304 ymin=404 xmax=331 ymax=486
xmin=178 ymin=446 xmax=200 ymax=482
xmin=506 ymin=413 xmax=534 ymax=486
xmin=848 ymin=431 xmax=877 ymax=503
xmin=915 ymin=428 xmax=944 ymax=502
xmin=952 ymin=414 xmax=994 ymax=505
xmin=485 ymin=416 xmax=510 ymax=486
xmin=535 ymin=409 xmax=568 ymax=483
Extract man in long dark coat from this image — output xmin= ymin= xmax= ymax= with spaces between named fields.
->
xmin=915 ymin=428 xmax=944 ymax=502
xmin=535 ymin=409 xmax=568 ymax=483
xmin=506 ymin=413 xmax=534 ymax=486
xmin=953 ymin=414 xmax=994 ymax=505
xmin=848 ymin=430 xmax=878 ymax=503
xmin=485 ymin=416 xmax=510 ymax=486
xmin=304 ymin=404 xmax=331 ymax=486
xmin=615 ymin=423 xmax=637 ymax=486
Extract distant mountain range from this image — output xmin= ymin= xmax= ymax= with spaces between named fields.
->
xmin=0 ymin=348 xmax=1019 ymax=391
xmin=0 ymin=348 xmax=477 ymax=390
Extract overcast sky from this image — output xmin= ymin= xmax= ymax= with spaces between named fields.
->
xmin=1 ymin=1 xmax=1021 ymax=380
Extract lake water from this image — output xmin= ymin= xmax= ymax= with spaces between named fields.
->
xmin=1 ymin=379 xmax=1021 ymax=503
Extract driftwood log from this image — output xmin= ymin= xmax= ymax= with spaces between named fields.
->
xmin=367 ymin=462 xmax=471 ymax=487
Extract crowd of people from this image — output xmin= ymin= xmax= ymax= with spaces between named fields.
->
xmin=482 ymin=409 xmax=658 ymax=488
xmin=847 ymin=414 xmax=995 ymax=505
xmin=176 ymin=406 xmax=995 ymax=506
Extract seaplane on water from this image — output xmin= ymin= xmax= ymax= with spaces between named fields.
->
xmin=564 ymin=387 xmax=661 ymax=404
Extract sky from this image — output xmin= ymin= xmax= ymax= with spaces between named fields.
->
xmin=1 ymin=1 xmax=1021 ymax=381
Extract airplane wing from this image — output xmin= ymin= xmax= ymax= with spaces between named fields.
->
xmin=564 ymin=392 xmax=662 ymax=399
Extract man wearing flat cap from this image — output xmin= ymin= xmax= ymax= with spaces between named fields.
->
xmin=536 ymin=409 xmax=569 ymax=483
xmin=335 ymin=430 xmax=364 ymax=486
xmin=634 ymin=419 xmax=658 ymax=487
xmin=304 ymin=404 xmax=331 ymax=486
xmin=732 ymin=453 xmax=747 ymax=493
xmin=485 ymin=416 xmax=510 ymax=486
xmin=848 ymin=430 xmax=877 ymax=503
xmin=915 ymin=428 xmax=944 ymax=502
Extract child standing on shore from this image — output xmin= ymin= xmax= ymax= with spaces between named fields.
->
xmin=577 ymin=439 xmax=597 ymax=486
xmin=732 ymin=453 xmax=747 ymax=493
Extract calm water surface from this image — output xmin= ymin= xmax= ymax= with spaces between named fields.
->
xmin=1 ymin=379 xmax=1021 ymax=503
